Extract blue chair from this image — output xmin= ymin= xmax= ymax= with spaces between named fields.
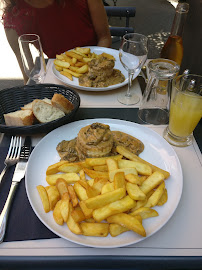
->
xmin=104 ymin=6 xmax=136 ymax=37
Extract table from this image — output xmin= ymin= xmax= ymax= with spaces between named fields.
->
xmin=0 ymin=71 xmax=202 ymax=269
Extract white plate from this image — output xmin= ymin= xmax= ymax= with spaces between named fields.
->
xmin=52 ymin=46 xmax=140 ymax=91
xmin=25 ymin=119 xmax=183 ymax=248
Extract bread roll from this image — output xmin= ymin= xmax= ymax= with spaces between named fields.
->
xmin=32 ymin=99 xmax=65 ymax=123
xmin=4 ymin=109 xmax=34 ymax=126
xmin=51 ymin=93 xmax=74 ymax=114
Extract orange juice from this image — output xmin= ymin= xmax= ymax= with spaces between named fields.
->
xmin=169 ymin=89 xmax=202 ymax=137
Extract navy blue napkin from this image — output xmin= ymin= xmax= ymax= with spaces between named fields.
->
xmin=0 ymin=147 xmax=58 ymax=242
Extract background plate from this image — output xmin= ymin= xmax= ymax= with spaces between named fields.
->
xmin=25 ymin=119 xmax=183 ymax=248
xmin=52 ymin=46 xmax=140 ymax=92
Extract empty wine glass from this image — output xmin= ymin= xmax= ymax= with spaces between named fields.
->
xmin=118 ymin=33 xmax=148 ymax=105
xmin=18 ymin=34 xmax=46 ymax=84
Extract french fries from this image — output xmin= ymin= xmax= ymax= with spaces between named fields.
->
xmin=37 ymin=146 xmax=170 ymax=238
xmin=54 ymin=47 xmax=116 ymax=82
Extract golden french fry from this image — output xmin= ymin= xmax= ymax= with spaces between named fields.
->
xmin=106 ymin=158 xmax=118 ymax=171
xmin=85 ymin=155 xmax=123 ymax=167
xmin=60 ymin=193 xmax=70 ymax=222
xmin=126 ymin=182 xmax=146 ymax=201
xmin=56 ymin=54 xmax=65 ymax=60
xmin=37 ymin=185 xmax=50 ymax=213
xmin=82 ymin=57 xmax=93 ymax=63
xmin=109 ymin=224 xmax=129 ymax=237
xmin=99 ymin=52 xmax=115 ymax=60
xmin=67 ymin=185 xmax=79 ymax=207
xmin=109 ymin=168 xmax=138 ymax=182
xmin=157 ymin=188 xmax=168 ymax=206
xmin=140 ymin=171 xmax=165 ymax=195
xmin=65 ymin=51 xmax=83 ymax=60
xmin=116 ymin=146 xmax=170 ymax=179
xmin=83 ymin=168 xmax=109 ymax=180
xmin=73 ymin=182 xmax=88 ymax=201
xmin=76 ymin=64 xmax=88 ymax=74
xmin=85 ymin=188 xmax=126 ymax=210
xmin=60 ymin=70 xmax=73 ymax=81
xmin=66 ymin=203 xmax=82 ymax=235
xmin=125 ymin=174 xmax=142 ymax=185
xmin=93 ymin=165 xmax=108 ymax=172
xmin=76 ymin=47 xmax=91 ymax=54
xmin=63 ymin=68 xmax=82 ymax=78
xmin=46 ymin=173 xmax=80 ymax=186
xmin=92 ymin=178 xmax=108 ymax=193
xmin=80 ymin=222 xmax=109 ymax=237
xmin=58 ymin=163 xmax=82 ymax=173
xmin=68 ymin=66 xmax=79 ymax=72
xmin=71 ymin=49 xmax=87 ymax=57
xmin=46 ymin=161 xmax=68 ymax=175
xmin=101 ymin=182 xmax=114 ymax=194
xmin=53 ymin=200 xmax=64 ymax=225
xmin=87 ymin=178 xmax=94 ymax=186
xmin=93 ymin=195 xmax=136 ymax=222
xmin=107 ymin=213 xmax=146 ymax=237
xmin=144 ymin=181 xmax=165 ymax=208
xmin=55 ymin=65 xmax=63 ymax=72
xmin=130 ymin=207 xmax=159 ymax=220
xmin=54 ymin=59 xmax=70 ymax=69
xmin=118 ymin=160 xmax=152 ymax=176
xmin=56 ymin=178 xmax=69 ymax=198
xmin=71 ymin=206 xmax=86 ymax=223
xmin=45 ymin=186 xmax=60 ymax=210
xmin=75 ymin=61 xmax=86 ymax=67
xmin=79 ymin=200 xmax=93 ymax=219
xmin=114 ymin=172 xmax=126 ymax=189
xmin=79 ymin=169 xmax=86 ymax=180
xmin=78 ymin=180 xmax=100 ymax=198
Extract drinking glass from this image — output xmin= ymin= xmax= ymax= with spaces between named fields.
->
xmin=18 ymin=34 xmax=46 ymax=83
xmin=163 ymin=74 xmax=202 ymax=147
xmin=118 ymin=33 xmax=148 ymax=105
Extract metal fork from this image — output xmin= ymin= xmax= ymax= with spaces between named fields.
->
xmin=0 ymin=136 xmax=22 ymax=185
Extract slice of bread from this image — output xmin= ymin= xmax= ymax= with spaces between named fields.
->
xmin=21 ymin=101 xmax=33 ymax=110
xmin=32 ymin=99 xmax=65 ymax=123
xmin=21 ymin=98 xmax=52 ymax=110
xmin=51 ymin=93 xmax=74 ymax=114
xmin=4 ymin=109 xmax=34 ymax=126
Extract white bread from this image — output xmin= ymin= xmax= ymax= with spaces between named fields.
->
xmin=21 ymin=98 xmax=52 ymax=110
xmin=51 ymin=93 xmax=74 ymax=114
xmin=21 ymin=101 xmax=33 ymax=110
xmin=32 ymin=99 xmax=65 ymax=123
xmin=4 ymin=109 xmax=34 ymax=126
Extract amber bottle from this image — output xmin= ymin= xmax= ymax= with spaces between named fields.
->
xmin=160 ymin=2 xmax=189 ymax=66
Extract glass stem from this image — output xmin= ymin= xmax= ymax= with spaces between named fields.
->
xmin=126 ymin=70 xmax=133 ymax=98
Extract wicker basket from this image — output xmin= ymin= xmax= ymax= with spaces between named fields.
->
xmin=0 ymin=84 xmax=80 ymax=134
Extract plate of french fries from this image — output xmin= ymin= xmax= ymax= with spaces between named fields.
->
xmin=25 ymin=119 xmax=183 ymax=248
xmin=52 ymin=46 xmax=132 ymax=91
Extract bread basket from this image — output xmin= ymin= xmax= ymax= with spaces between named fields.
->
xmin=0 ymin=84 xmax=80 ymax=134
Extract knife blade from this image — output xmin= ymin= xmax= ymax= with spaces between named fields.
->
xmin=0 ymin=136 xmax=32 ymax=243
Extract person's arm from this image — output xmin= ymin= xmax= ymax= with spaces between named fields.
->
xmin=87 ymin=0 xmax=111 ymax=48
xmin=4 ymin=28 xmax=29 ymax=84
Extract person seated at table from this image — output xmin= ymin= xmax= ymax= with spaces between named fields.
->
xmin=1 ymin=0 xmax=112 ymax=83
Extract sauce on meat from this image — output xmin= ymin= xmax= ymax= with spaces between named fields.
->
xmin=79 ymin=56 xmax=125 ymax=88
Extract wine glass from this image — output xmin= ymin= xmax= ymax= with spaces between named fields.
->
xmin=118 ymin=33 xmax=148 ymax=105
xmin=18 ymin=34 xmax=46 ymax=84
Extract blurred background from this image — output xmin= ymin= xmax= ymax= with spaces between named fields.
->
xmin=0 ymin=0 xmax=201 ymax=90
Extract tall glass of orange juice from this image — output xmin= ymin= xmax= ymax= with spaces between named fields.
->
xmin=163 ymin=74 xmax=202 ymax=147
